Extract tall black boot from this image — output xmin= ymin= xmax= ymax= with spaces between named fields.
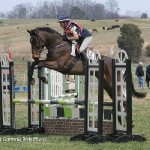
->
xmin=80 ymin=50 xmax=88 ymax=68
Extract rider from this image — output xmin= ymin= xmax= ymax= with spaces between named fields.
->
xmin=58 ymin=15 xmax=92 ymax=66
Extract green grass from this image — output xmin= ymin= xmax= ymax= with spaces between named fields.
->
xmin=0 ymin=92 xmax=149 ymax=150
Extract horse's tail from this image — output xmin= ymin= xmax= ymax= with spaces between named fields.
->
xmin=124 ymin=71 xmax=147 ymax=98
xmin=132 ymin=82 xmax=147 ymax=98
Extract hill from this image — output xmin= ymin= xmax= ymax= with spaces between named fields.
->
xmin=0 ymin=18 xmax=150 ymax=64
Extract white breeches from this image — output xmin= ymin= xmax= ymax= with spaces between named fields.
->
xmin=79 ymin=36 xmax=92 ymax=52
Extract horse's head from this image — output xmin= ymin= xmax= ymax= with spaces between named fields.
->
xmin=27 ymin=27 xmax=64 ymax=60
xmin=27 ymin=29 xmax=47 ymax=60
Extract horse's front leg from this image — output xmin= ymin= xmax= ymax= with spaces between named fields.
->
xmin=38 ymin=60 xmax=61 ymax=84
xmin=28 ymin=60 xmax=39 ymax=85
xmin=38 ymin=65 xmax=48 ymax=84
xmin=38 ymin=60 xmax=59 ymax=84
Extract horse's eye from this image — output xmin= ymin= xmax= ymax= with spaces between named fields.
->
xmin=30 ymin=37 xmax=37 ymax=44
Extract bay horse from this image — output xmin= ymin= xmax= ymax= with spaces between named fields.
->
xmin=27 ymin=27 xmax=146 ymax=99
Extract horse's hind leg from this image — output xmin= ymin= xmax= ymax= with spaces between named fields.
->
xmin=103 ymin=79 xmax=112 ymax=99
xmin=104 ymin=78 xmax=124 ymax=125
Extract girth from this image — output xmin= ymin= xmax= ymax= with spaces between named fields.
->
xmin=62 ymin=57 xmax=79 ymax=74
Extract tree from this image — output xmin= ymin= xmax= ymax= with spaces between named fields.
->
xmin=141 ymin=13 xmax=148 ymax=18
xmin=13 ymin=4 xmax=27 ymax=18
xmin=145 ymin=44 xmax=150 ymax=58
xmin=117 ymin=24 xmax=144 ymax=62
xmin=2 ymin=0 xmax=141 ymax=19
xmin=7 ymin=3 xmax=33 ymax=18
xmin=105 ymin=0 xmax=119 ymax=18
xmin=0 ymin=12 xmax=6 ymax=18
xmin=90 ymin=3 xmax=106 ymax=19
xmin=70 ymin=6 xmax=86 ymax=19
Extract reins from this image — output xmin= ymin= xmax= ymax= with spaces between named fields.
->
xmin=30 ymin=34 xmax=65 ymax=52
xmin=49 ymin=40 xmax=65 ymax=49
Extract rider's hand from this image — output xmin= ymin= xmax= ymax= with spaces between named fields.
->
xmin=67 ymin=36 xmax=71 ymax=40
xmin=62 ymin=35 xmax=68 ymax=41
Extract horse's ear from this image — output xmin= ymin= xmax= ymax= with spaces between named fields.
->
xmin=27 ymin=29 xmax=37 ymax=36
xmin=27 ymin=29 xmax=31 ymax=34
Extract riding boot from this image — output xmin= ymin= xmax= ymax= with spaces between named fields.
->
xmin=80 ymin=50 xmax=88 ymax=68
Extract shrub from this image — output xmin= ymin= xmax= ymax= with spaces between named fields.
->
xmin=145 ymin=44 xmax=150 ymax=57
xmin=117 ymin=23 xmax=144 ymax=63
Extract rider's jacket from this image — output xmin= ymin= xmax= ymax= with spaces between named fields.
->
xmin=64 ymin=21 xmax=91 ymax=43
xmin=136 ymin=65 xmax=144 ymax=77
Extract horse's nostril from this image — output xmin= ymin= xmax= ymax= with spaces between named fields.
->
xmin=32 ymin=54 xmax=40 ymax=60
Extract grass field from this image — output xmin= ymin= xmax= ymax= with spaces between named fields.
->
xmin=0 ymin=19 xmax=150 ymax=149
xmin=0 ymin=95 xmax=150 ymax=150
xmin=1 ymin=18 xmax=150 ymax=72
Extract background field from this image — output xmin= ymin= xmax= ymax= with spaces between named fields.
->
xmin=1 ymin=19 xmax=150 ymax=89
xmin=0 ymin=19 xmax=150 ymax=149
xmin=1 ymin=18 xmax=150 ymax=60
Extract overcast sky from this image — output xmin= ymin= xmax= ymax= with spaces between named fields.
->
xmin=0 ymin=0 xmax=149 ymax=15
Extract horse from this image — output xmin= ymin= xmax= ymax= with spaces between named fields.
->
xmin=27 ymin=27 xmax=146 ymax=99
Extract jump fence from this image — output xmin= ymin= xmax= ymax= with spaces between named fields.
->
xmin=0 ymin=51 xmax=146 ymax=143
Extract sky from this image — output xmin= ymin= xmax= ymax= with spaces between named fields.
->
xmin=0 ymin=0 xmax=149 ymax=15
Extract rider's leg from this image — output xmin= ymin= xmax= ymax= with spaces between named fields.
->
xmin=79 ymin=36 xmax=92 ymax=67
xmin=80 ymin=50 xmax=88 ymax=67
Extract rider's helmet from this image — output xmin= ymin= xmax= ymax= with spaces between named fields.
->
xmin=58 ymin=15 xmax=70 ymax=22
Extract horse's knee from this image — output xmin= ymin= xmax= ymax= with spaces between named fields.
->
xmin=38 ymin=66 xmax=43 ymax=78
xmin=38 ymin=62 xmax=43 ymax=67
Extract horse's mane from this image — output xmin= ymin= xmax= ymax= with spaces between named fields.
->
xmin=33 ymin=27 xmax=72 ymax=45
xmin=34 ymin=27 xmax=62 ymax=37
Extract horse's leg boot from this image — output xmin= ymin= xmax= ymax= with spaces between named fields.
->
xmin=80 ymin=51 xmax=88 ymax=68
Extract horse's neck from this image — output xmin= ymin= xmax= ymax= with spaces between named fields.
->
xmin=46 ymin=38 xmax=71 ymax=60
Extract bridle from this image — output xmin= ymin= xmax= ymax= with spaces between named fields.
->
xmin=30 ymin=34 xmax=65 ymax=53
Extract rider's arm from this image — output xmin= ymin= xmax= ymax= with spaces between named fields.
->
xmin=67 ymin=26 xmax=79 ymax=40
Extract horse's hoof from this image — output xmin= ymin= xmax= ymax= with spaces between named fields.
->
xmin=30 ymin=78 xmax=35 ymax=85
xmin=40 ymin=77 xmax=48 ymax=84
xmin=44 ymin=78 xmax=48 ymax=84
